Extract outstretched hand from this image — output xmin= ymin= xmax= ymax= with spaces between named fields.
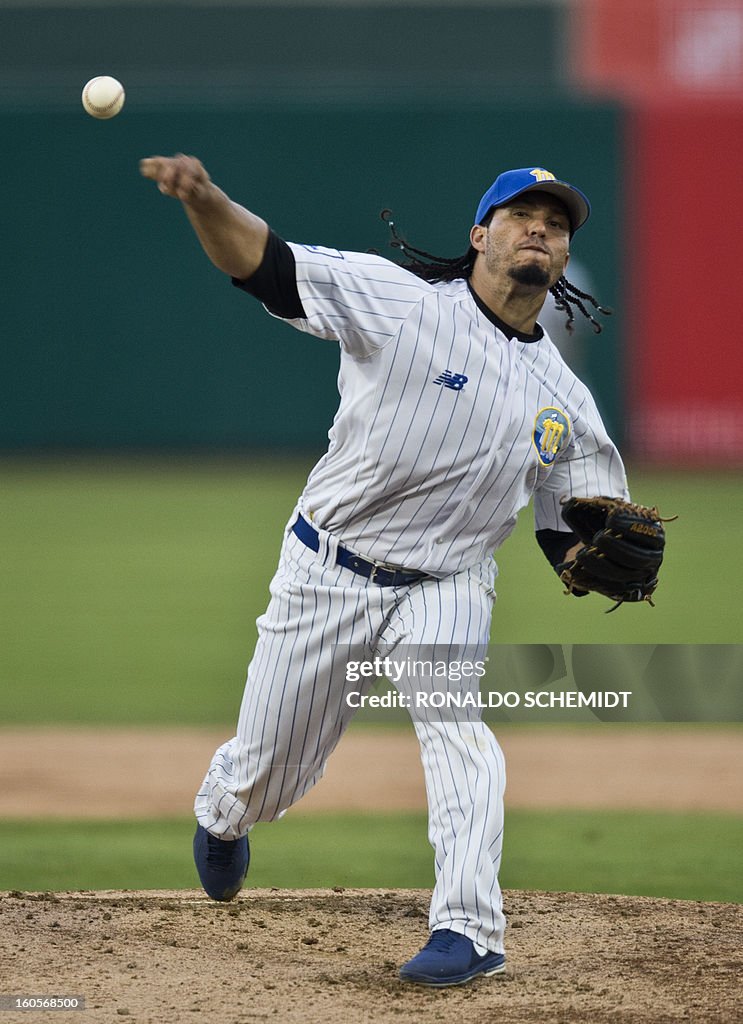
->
xmin=139 ymin=154 xmax=212 ymax=203
xmin=137 ymin=154 xmax=269 ymax=279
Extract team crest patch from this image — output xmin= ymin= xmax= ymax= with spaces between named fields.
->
xmin=532 ymin=407 xmax=571 ymax=466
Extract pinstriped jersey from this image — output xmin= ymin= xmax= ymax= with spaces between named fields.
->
xmin=270 ymin=242 xmax=628 ymax=576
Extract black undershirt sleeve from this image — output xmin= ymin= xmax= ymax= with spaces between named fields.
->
xmin=231 ymin=229 xmax=306 ymax=320
xmin=535 ymin=528 xmax=581 ymax=569
xmin=537 ymin=529 xmax=589 ymax=596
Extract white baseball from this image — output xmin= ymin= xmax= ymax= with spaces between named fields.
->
xmin=82 ymin=76 xmax=125 ymax=119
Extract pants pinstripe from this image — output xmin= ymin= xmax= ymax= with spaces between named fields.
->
xmin=195 ymin=515 xmax=507 ymax=952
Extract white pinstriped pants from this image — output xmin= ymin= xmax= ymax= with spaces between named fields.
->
xmin=195 ymin=514 xmax=507 ymax=953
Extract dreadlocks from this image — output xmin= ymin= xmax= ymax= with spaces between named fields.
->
xmin=379 ymin=209 xmax=612 ymax=334
xmin=547 ymin=275 xmax=612 ymax=335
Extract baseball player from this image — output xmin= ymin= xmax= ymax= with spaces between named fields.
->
xmin=139 ymin=157 xmax=631 ymax=986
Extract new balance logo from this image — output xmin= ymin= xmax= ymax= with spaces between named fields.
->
xmin=433 ymin=370 xmax=468 ymax=391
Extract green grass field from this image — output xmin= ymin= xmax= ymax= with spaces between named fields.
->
xmin=1 ymin=458 xmax=740 ymax=904
xmin=1 ymin=458 xmax=739 ymax=724
xmin=1 ymin=810 xmax=740 ymax=903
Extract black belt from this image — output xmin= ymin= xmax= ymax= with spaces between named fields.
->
xmin=291 ymin=514 xmax=430 ymax=587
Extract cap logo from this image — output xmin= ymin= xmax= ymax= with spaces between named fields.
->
xmin=530 ymin=168 xmax=557 ymax=183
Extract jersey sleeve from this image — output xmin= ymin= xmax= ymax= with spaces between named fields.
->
xmin=533 ymin=394 xmax=630 ymax=532
xmin=275 ymin=242 xmax=434 ymax=358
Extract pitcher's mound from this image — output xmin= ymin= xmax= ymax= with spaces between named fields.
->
xmin=2 ymin=888 xmax=740 ymax=1023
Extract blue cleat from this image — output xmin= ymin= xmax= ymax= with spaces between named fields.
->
xmin=399 ymin=928 xmax=506 ymax=987
xmin=193 ymin=824 xmax=249 ymax=902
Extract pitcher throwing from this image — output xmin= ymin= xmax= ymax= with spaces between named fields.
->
xmin=140 ymin=156 xmax=667 ymax=986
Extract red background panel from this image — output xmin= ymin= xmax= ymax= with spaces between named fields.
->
xmin=571 ymin=0 xmax=743 ymax=100
xmin=626 ymin=100 xmax=743 ymax=461
xmin=571 ymin=0 xmax=662 ymax=98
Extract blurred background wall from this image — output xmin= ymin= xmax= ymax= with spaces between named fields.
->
xmin=0 ymin=0 xmax=740 ymax=461
xmin=571 ymin=0 xmax=743 ymax=465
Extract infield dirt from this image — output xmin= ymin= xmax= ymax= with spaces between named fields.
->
xmin=2 ymin=887 xmax=741 ymax=1024
xmin=1 ymin=725 xmax=741 ymax=818
xmin=2 ymin=727 xmax=741 ymax=1022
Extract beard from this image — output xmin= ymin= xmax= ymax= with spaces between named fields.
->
xmin=507 ymin=262 xmax=550 ymax=288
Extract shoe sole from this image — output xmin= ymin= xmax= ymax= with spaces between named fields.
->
xmin=193 ymin=827 xmax=249 ymax=902
xmin=211 ymin=883 xmax=244 ymax=902
xmin=399 ymin=959 xmax=506 ymax=987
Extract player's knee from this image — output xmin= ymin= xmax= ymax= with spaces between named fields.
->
xmin=235 ymin=750 xmax=325 ymax=822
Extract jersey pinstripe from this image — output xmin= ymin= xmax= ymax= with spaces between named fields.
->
xmin=271 ymin=243 xmax=628 ymax=575
xmin=196 ymin=238 xmax=626 ymax=959
xmin=195 ymin=521 xmax=506 ymax=951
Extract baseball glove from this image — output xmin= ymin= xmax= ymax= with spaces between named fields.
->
xmin=557 ymin=496 xmax=675 ymax=612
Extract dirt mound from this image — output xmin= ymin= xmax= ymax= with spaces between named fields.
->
xmin=2 ymin=888 xmax=740 ymax=1023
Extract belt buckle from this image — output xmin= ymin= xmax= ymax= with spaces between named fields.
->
xmin=369 ymin=561 xmax=396 ymax=586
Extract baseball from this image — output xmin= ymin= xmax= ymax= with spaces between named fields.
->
xmin=82 ymin=76 xmax=125 ymax=119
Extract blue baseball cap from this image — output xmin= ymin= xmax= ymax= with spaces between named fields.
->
xmin=474 ymin=167 xmax=591 ymax=234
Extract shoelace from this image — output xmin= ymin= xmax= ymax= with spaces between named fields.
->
xmin=423 ymin=930 xmax=460 ymax=954
xmin=205 ymin=833 xmax=238 ymax=867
